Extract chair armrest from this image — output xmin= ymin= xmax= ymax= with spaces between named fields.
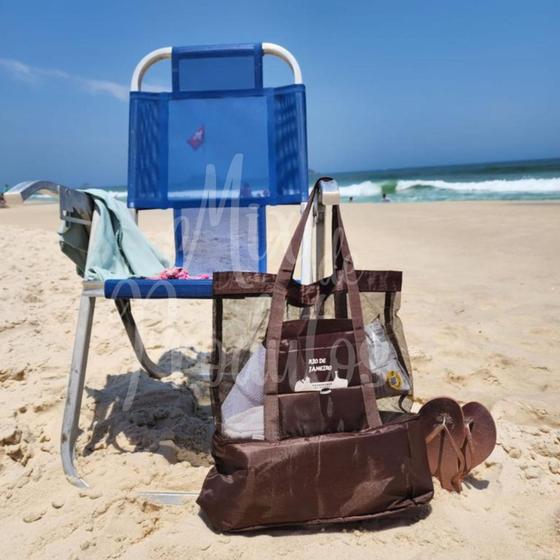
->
xmin=3 ymin=180 xmax=61 ymax=206
xmin=59 ymin=186 xmax=94 ymax=226
xmin=3 ymin=180 xmax=94 ymax=228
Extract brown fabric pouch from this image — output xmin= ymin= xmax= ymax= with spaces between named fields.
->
xmin=198 ymin=415 xmax=433 ymax=531
xmin=198 ymin=179 xmax=433 ymax=531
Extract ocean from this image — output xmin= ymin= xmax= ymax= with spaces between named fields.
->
xmin=321 ymin=158 xmax=560 ymax=203
xmin=10 ymin=158 xmax=560 ymax=204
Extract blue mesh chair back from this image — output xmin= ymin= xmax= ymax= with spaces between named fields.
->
xmin=127 ymin=43 xmax=308 ymax=276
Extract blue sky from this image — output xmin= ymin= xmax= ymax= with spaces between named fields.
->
xmin=0 ymin=0 xmax=558 ymax=187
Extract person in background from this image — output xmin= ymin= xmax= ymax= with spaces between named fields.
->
xmin=382 ymin=193 xmax=392 ymax=203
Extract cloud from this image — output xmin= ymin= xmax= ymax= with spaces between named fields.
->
xmin=0 ymin=57 xmax=37 ymax=82
xmin=0 ymin=57 xmax=166 ymax=102
xmin=78 ymin=78 xmax=129 ymax=101
xmin=0 ymin=57 xmax=73 ymax=84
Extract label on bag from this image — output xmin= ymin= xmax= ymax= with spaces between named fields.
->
xmin=294 ymin=357 xmax=349 ymax=392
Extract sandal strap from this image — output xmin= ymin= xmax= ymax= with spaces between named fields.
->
xmin=425 ymin=422 xmax=445 ymax=445
xmin=442 ymin=423 xmax=466 ymax=474
xmin=462 ymin=425 xmax=475 ymax=474
xmin=424 ymin=419 xmax=466 ymax=491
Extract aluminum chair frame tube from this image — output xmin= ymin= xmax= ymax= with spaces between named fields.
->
xmin=129 ymin=43 xmax=303 ymax=91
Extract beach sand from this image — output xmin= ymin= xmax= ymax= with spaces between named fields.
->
xmin=0 ymin=201 xmax=559 ymax=559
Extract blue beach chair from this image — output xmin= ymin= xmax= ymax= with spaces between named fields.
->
xmin=6 ymin=43 xmax=339 ymax=501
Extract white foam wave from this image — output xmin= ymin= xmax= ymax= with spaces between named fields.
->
xmin=339 ymin=177 xmax=560 ymax=197
xmin=397 ymin=177 xmax=560 ymax=193
xmin=339 ymin=181 xmax=382 ymax=198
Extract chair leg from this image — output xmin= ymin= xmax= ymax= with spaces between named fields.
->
xmin=61 ymin=294 xmax=96 ymax=488
xmin=60 ymin=295 xmax=198 ymax=502
xmin=114 ymin=299 xmax=166 ymax=379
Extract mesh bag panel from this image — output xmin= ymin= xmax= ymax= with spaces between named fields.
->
xmin=212 ymin=272 xmax=414 ymax=441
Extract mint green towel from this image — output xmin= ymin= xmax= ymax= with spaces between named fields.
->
xmin=59 ymin=189 xmax=169 ymax=281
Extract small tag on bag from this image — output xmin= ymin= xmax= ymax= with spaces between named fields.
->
xmin=294 ymin=356 xmax=349 ymax=392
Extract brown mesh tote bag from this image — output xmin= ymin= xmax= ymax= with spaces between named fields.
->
xmin=198 ymin=179 xmax=433 ymax=531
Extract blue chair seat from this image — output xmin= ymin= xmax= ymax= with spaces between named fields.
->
xmin=104 ymin=278 xmax=213 ymax=299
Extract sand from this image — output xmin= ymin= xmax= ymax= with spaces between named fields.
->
xmin=0 ymin=200 xmax=559 ymax=559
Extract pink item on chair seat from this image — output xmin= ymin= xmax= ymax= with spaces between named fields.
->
xmin=151 ymin=267 xmax=210 ymax=280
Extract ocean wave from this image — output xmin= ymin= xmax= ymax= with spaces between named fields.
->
xmin=396 ymin=177 xmax=560 ymax=193
xmin=339 ymin=176 xmax=560 ymax=197
xmin=338 ymin=181 xmax=383 ymax=198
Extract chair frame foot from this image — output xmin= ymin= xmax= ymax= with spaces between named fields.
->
xmin=61 ymin=294 xmax=96 ymax=488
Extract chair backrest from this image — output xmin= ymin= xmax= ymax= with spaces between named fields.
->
xmin=127 ymin=43 xmax=308 ymax=274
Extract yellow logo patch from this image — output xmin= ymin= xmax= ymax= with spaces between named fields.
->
xmin=386 ymin=370 xmax=403 ymax=390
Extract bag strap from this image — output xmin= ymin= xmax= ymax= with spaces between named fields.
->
xmin=330 ymin=202 xmax=381 ymax=427
xmin=263 ymin=179 xmax=382 ymax=441
xmin=331 ymin=200 xmax=349 ymax=319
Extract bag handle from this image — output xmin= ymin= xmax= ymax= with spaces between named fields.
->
xmin=331 ymin=201 xmax=349 ymax=318
xmin=263 ymin=179 xmax=382 ymax=441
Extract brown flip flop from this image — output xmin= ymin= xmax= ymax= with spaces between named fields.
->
xmin=461 ymin=402 xmax=497 ymax=477
xmin=419 ymin=397 xmax=466 ymax=492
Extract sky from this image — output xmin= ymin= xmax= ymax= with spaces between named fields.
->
xmin=0 ymin=0 xmax=558 ymax=187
